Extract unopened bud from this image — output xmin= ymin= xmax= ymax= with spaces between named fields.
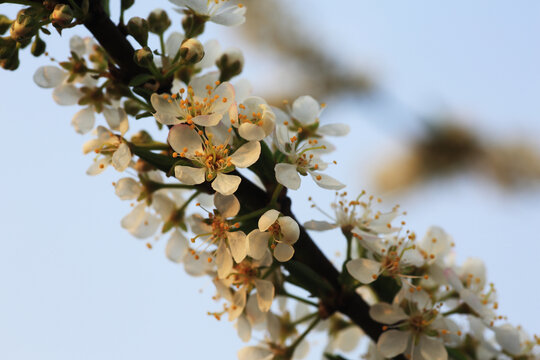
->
xmin=133 ymin=46 xmax=154 ymax=67
xmin=182 ymin=13 xmax=206 ymax=38
xmin=127 ymin=17 xmax=149 ymax=46
xmin=216 ymin=48 xmax=244 ymax=81
xmin=121 ymin=0 xmax=135 ymax=11
xmin=147 ymin=9 xmax=170 ymax=35
xmin=50 ymin=4 xmax=74 ymax=28
xmin=131 ymin=130 xmax=154 ymax=145
xmin=31 ymin=36 xmax=46 ymax=56
xmin=10 ymin=8 xmax=39 ymax=42
xmin=124 ymin=99 xmax=142 ymax=116
xmin=0 ymin=49 xmax=19 ymax=70
xmin=0 ymin=15 xmax=12 ymax=35
xmin=179 ymin=38 xmax=204 ymax=64
xmin=0 ymin=36 xmax=17 ymax=59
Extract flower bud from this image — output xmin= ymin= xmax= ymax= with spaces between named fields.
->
xmin=147 ymin=9 xmax=170 ymax=35
xmin=0 ymin=15 xmax=12 ymax=35
xmin=30 ymin=35 xmax=46 ymax=56
xmin=0 ymin=36 xmax=17 ymax=59
xmin=179 ymin=38 xmax=204 ymax=64
xmin=50 ymin=4 xmax=74 ymax=28
xmin=133 ymin=46 xmax=154 ymax=67
xmin=121 ymin=0 xmax=135 ymax=11
xmin=131 ymin=130 xmax=153 ymax=145
xmin=127 ymin=17 xmax=149 ymax=46
xmin=0 ymin=49 xmax=19 ymax=70
xmin=216 ymin=48 xmax=244 ymax=81
xmin=10 ymin=8 xmax=39 ymax=42
xmin=124 ymin=99 xmax=142 ymax=117
xmin=181 ymin=13 xmax=206 ymax=38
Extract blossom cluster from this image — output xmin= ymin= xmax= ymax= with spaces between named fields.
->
xmin=11 ymin=0 xmax=538 ymax=359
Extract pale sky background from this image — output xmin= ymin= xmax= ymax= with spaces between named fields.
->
xmin=1 ymin=1 xmax=539 ymax=359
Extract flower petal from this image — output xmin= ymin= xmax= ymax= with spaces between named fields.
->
xmin=103 ymin=107 xmax=128 ymax=132
xmin=115 ymin=178 xmax=142 ymax=200
xmin=369 ymin=303 xmax=408 ymax=324
xmin=211 ymin=5 xmax=246 ymax=26
xmin=216 ymin=241 xmax=233 ymax=279
xmin=53 ymin=84 xmax=81 ymax=105
xmin=211 ymin=82 xmax=236 ymax=114
xmin=212 ymin=173 xmax=241 ymax=195
xmin=165 ymin=31 xmax=184 ymax=58
xmin=238 ymin=123 xmax=266 ymax=141
xmin=346 ymin=258 xmax=381 ymax=284
xmin=275 ymin=163 xmax=301 ymax=190
xmin=165 ymin=230 xmax=188 ymax=263
xmin=318 ymin=123 xmax=350 ymax=136
xmin=274 ymin=243 xmax=294 ymax=262
xmin=228 ymin=230 xmax=247 ymax=263
xmin=377 ymin=330 xmax=409 ymax=358
xmin=197 ymin=39 xmax=221 ymax=69
xmin=168 ymin=124 xmax=203 ymax=155
xmin=192 ymin=113 xmax=222 ymax=127
xmin=236 ymin=315 xmax=251 ymax=342
xmin=237 ymin=346 xmax=273 ymax=360
xmin=214 ymin=193 xmax=240 ymax=218
xmin=247 ymin=230 xmax=269 ymax=260
xmin=175 ymin=165 xmax=206 ymax=185
xmin=71 ymin=107 xmax=95 ymax=134
xmin=33 ymin=66 xmax=66 ymax=88
xmin=258 ymin=209 xmax=280 ymax=231
xmin=112 ymin=143 xmax=131 ymax=172
xmin=291 ymin=95 xmax=319 ymax=124
xmin=254 ymin=279 xmax=274 ymax=312
xmin=230 ymin=141 xmax=261 ymax=168
xmin=304 ymin=220 xmax=337 ymax=231
xmin=311 ymin=172 xmax=345 ymax=190
xmin=277 ymin=216 xmax=299 ymax=244
xmin=419 ymin=335 xmax=448 ymax=360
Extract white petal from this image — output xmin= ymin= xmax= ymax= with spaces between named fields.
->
xmin=71 ymin=107 xmax=95 ymax=134
xmin=237 ymin=346 xmax=273 ymax=360
xmin=346 ymin=258 xmax=381 ymax=284
xmin=377 ymin=330 xmax=409 ymax=358
xmin=183 ymin=251 xmax=213 ymax=276
xmin=311 ymin=172 xmax=345 ymax=190
xmin=277 ymin=216 xmax=299 ymax=244
xmin=151 ymin=93 xmax=181 ymax=125
xmin=420 ymin=226 xmax=451 ymax=262
xmin=258 ymin=209 xmax=280 ymax=231
xmin=112 ymin=143 xmax=131 ymax=172
xmin=192 ymin=113 xmax=222 ymax=127
xmin=189 ymin=72 xmax=219 ymax=98
xmin=274 ymin=243 xmax=294 ymax=262
xmin=317 ymin=123 xmax=350 ymax=136
xmin=86 ymin=157 xmax=109 ymax=175
xmin=247 ymin=230 xmax=269 ymax=260
xmin=231 ymin=141 xmax=261 ymax=168
xmin=165 ymin=230 xmax=188 ymax=263
xmin=229 ymin=286 xmax=247 ymax=321
xmin=238 ymin=123 xmax=266 ymax=141
xmin=211 ymin=82 xmax=236 ymax=114
xmin=33 ymin=66 xmax=66 ymax=88
xmin=212 ymin=173 xmax=241 ymax=195
xmin=115 ymin=177 xmax=141 ymax=200
xmin=236 ymin=315 xmax=251 ymax=342
xmin=291 ymin=95 xmax=319 ymax=124
xmin=170 ymin=0 xmax=208 ymax=14
xmin=175 ymin=165 xmax=206 ymax=185
xmin=245 ymin=295 xmax=265 ymax=325
xmin=53 ymin=84 xmax=81 ymax=105
xmin=419 ymin=335 xmax=448 ymax=360
xmin=120 ymin=204 xmax=160 ymax=239
xmin=254 ymin=279 xmax=274 ymax=313
xmin=197 ymin=39 xmax=221 ymax=69
xmin=165 ymin=32 xmax=184 ymax=58
xmin=369 ymin=303 xmax=408 ymax=324
xmin=304 ymin=220 xmax=337 ymax=231
xmin=103 ymin=107 xmax=128 ymax=132
xmin=228 ymin=231 xmax=247 ymax=263
xmin=211 ymin=5 xmax=246 ymax=26
xmin=214 ymin=192 xmax=240 ymax=218
xmin=233 ymin=78 xmax=251 ymax=103
xmin=216 ymin=241 xmax=233 ymax=279
xmin=168 ymin=124 xmax=203 ymax=155
xmin=494 ymin=324 xmax=522 ymax=355
xmin=275 ymin=163 xmax=301 ymax=190
xmin=69 ymin=35 xmax=86 ymax=56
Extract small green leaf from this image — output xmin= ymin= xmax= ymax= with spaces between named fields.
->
xmin=128 ymin=73 xmax=154 ymax=87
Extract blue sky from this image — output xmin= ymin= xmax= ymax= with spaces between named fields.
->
xmin=1 ymin=1 xmax=539 ymax=359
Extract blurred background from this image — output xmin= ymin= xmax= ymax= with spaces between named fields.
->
xmin=1 ymin=0 xmax=539 ymax=359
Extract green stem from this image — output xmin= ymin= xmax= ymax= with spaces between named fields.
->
xmin=344 ymin=231 xmax=353 ymax=262
xmin=282 ymin=292 xmax=318 ymax=307
xmin=287 ymin=316 xmax=321 ymax=355
xmin=232 ymin=207 xmax=269 ymax=223
xmin=261 ymin=261 xmax=278 ymax=279
xmin=178 ymin=190 xmax=201 ymax=213
xmin=130 ymin=141 xmax=170 ymax=150
xmin=127 ymin=91 xmax=153 ymax=111
xmin=147 ymin=181 xmax=197 ymax=190
xmin=159 ymin=32 xmax=168 ymax=68
xmin=270 ymin=184 xmax=283 ymax=207
xmin=290 ymin=311 xmax=318 ymax=327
